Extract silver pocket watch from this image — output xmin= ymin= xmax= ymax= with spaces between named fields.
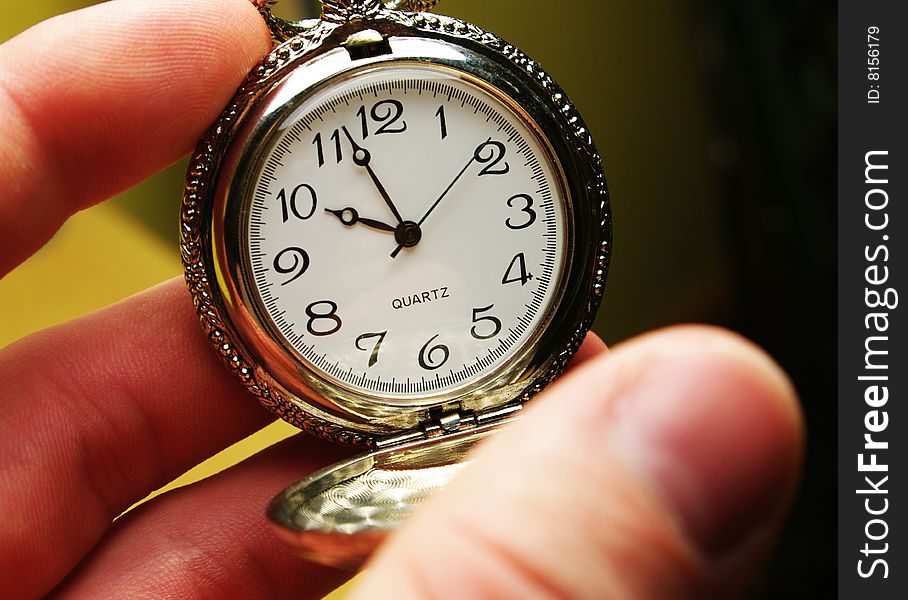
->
xmin=181 ymin=0 xmax=611 ymax=568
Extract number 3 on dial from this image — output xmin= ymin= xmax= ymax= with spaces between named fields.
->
xmin=505 ymin=193 xmax=536 ymax=230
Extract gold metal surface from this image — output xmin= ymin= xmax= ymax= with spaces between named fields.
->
xmin=268 ymin=419 xmax=506 ymax=568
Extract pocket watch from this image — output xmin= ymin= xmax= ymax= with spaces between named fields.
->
xmin=180 ymin=0 xmax=611 ymax=568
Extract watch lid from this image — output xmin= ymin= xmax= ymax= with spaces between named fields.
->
xmin=267 ymin=413 xmax=514 ymax=569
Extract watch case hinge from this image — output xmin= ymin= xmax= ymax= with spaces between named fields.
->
xmin=374 ymin=402 xmax=524 ymax=450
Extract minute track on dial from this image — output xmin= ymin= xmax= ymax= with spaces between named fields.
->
xmin=243 ymin=68 xmax=566 ymax=400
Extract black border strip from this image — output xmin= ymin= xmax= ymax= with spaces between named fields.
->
xmin=839 ymin=1 xmax=908 ymax=595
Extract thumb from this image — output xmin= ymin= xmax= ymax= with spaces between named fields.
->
xmin=351 ymin=326 xmax=803 ymax=599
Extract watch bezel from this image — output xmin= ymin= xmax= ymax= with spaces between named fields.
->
xmin=181 ymin=11 xmax=611 ymax=447
xmin=218 ymin=59 xmax=574 ymax=414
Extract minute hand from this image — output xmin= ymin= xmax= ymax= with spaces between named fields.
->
xmin=389 ymin=147 xmax=480 ymax=259
xmin=419 ymin=153 xmax=478 ymax=227
xmin=341 ymin=126 xmax=404 ymax=224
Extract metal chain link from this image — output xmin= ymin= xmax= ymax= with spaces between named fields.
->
xmin=384 ymin=0 xmax=439 ymax=10
xmin=249 ymin=0 xmax=439 ymax=13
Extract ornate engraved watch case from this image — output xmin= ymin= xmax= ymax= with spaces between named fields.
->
xmin=181 ymin=0 xmax=611 ymax=568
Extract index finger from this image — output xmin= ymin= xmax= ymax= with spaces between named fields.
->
xmin=0 ymin=0 xmax=271 ymax=276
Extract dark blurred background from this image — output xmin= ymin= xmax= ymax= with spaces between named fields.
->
xmin=3 ymin=0 xmax=836 ymax=596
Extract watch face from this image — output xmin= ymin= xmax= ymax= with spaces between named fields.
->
xmin=236 ymin=63 xmax=569 ymax=406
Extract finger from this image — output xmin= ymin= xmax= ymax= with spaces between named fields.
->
xmin=353 ymin=326 xmax=804 ymax=599
xmin=0 ymin=279 xmax=281 ymax=599
xmin=39 ymin=331 xmax=608 ymax=599
xmin=568 ymin=331 xmax=608 ymax=368
xmin=52 ymin=435 xmax=355 ymax=599
xmin=0 ymin=0 xmax=270 ymax=275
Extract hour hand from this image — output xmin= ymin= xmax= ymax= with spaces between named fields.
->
xmin=325 ymin=207 xmax=396 ymax=233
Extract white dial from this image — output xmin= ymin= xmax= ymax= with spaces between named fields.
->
xmin=244 ymin=64 xmax=567 ymax=404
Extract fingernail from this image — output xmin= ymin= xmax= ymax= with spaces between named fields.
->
xmin=608 ymin=349 xmax=800 ymax=558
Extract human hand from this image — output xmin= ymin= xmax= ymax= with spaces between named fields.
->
xmin=0 ymin=1 xmax=803 ymax=598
